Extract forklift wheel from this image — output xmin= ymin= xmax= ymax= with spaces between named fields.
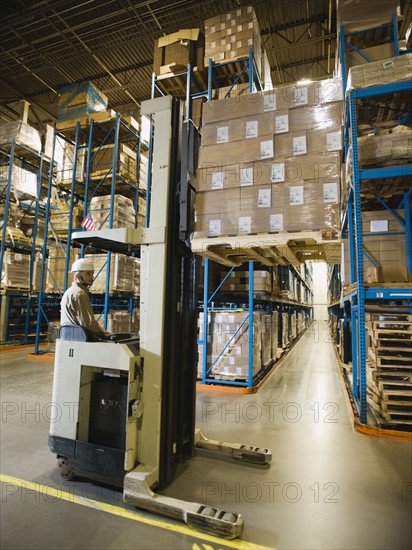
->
xmin=57 ymin=457 xmax=75 ymax=481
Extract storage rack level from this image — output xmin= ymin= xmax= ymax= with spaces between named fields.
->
xmin=34 ymin=114 xmax=144 ymax=354
xmin=198 ymin=258 xmax=313 ymax=388
xmin=339 ymin=10 xmax=400 ymax=92
xmin=0 ymin=139 xmax=55 ymax=344
xmin=152 ymin=49 xmax=263 ymax=102
xmin=341 ymin=78 xmax=412 ymax=426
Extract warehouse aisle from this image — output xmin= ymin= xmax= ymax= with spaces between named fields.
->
xmin=1 ymin=323 xmax=411 ymax=550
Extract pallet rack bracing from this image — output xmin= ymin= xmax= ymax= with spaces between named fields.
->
xmin=151 ymin=49 xmax=263 ymax=103
xmin=0 ymin=131 xmax=56 ymax=344
xmin=340 ymin=79 xmax=412 ymax=426
xmin=34 ymin=114 xmax=147 ymax=354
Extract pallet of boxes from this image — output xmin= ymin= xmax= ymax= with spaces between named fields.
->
xmin=195 ymin=77 xmax=343 ymax=238
xmin=204 ymin=5 xmax=261 ymax=75
xmin=197 ymin=308 xmax=278 ymax=382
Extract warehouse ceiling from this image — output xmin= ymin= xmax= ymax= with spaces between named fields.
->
xmin=0 ymin=0 xmax=411 ymax=125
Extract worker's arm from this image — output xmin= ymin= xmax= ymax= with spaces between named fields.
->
xmin=75 ymin=291 xmax=108 ymax=336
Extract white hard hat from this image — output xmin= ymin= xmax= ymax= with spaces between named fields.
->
xmin=71 ymin=258 xmax=94 ymax=272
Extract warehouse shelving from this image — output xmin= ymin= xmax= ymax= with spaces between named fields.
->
xmin=33 ymin=114 xmax=145 ymax=353
xmin=339 ymin=11 xmax=401 ymax=92
xmin=151 ymin=49 xmax=263 ymax=102
xmin=340 ymin=78 xmax=412 ymax=426
xmin=0 ymin=136 xmax=56 ymax=344
xmin=198 ymin=258 xmax=313 ymax=388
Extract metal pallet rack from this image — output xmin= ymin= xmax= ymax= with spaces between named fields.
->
xmin=152 ymin=51 xmax=318 ymax=388
xmin=341 ymin=79 xmax=412 ymax=424
xmin=0 ymin=137 xmax=55 ymax=344
xmin=151 ymin=49 xmax=263 ymax=102
xmin=339 ymin=11 xmax=400 ymax=92
xmin=34 ymin=114 xmax=145 ymax=354
xmin=199 ymin=258 xmax=313 ymax=388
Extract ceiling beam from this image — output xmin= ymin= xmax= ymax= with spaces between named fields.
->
xmin=274 ymin=54 xmax=336 ymax=72
xmin=260 ymin=13 xmax=335 ymax=35
xmin=10 ymin=60 xmax=153 ymax=102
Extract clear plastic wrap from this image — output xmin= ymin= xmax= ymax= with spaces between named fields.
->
xmin=1 ymin=251 xmax=30 ymax=289
xmin=0 ymin=164 xmax=38 ymax=198
xmin=197 ymin=310 xmax=263 ymax=379
xmin=90 ymin=144 xmax=137 ymax=183
xmin=58 ymin=83 xmax=108 ymax=122
xmin=0 ymin=121 xmax=42 ymax=153
xmin=347 ymin=53 xmax=412 ymax=90
xmin=357 ymin=125 xmax=412 ymax=166
xmin=89 ymin=194 xmax=136 ymax=229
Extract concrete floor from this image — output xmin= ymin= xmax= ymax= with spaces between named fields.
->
xmin=1 ymin=322 xmax=411 ymax=550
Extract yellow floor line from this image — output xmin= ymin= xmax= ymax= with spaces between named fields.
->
xmin=0 ymin=474 xmax=274 ymax=550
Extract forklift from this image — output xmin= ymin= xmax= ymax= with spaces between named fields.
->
xmin=49 ymin=96 xmax=271 ymax=540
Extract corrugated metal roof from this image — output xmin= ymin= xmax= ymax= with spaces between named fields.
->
xmin=0 ymin=0 xmax=410 ymax=124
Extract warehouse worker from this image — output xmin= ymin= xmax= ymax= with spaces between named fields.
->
xmin=60 ymin=258 xmax=109 ymax=341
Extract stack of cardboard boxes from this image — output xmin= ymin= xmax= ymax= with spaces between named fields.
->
xmin=195 ymin=78 xmax=343 ymax=237
xmin=1 ymin=252 xmax=31 ymax=290
xmin=50 ymin=204 xmax=83 ymax=239
xmin=57 ymin=83 xmax=108 ymax=130
xmin=219 ymin=270 xmax=272 ymax=294
xmin=84 ymin=253 xmax=136 ymax=293
xmin=346 ymin=52 xmax=412 ymax=90
xmin=153 ymin=29 xmax=205 ymax=75
xmin=341 ymin=209 xmax=410 ymax=284
xmin=89 ymin=194 xmax=137 ymax=230
xmin=204 ymin=6 xmax=261 ymax=74
xmin=198 ymin=310 xmax=280 ymax=379
xmin=0 ymin=165 xmax=38 ymax=199
xmin=90 ymin=143 xmax=138 ymax=183
xmin=95 ymin=311 xmax=131 ymax=333
xmin=45 ymin=247 xmax=76 ymax=293
xmin=0 ymin=121 xmax=42 ymax=153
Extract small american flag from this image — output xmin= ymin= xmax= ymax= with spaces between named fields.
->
xmin=81 ymin=211 xmax=96 ymax=231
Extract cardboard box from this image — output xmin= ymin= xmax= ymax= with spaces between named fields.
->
xmin=274 ymin=131 xmax=307 ymax=157
xmin=254 ymin=158 xmax=285 ymax=184
xmin=347 ymin=53 xmax=412 ymax=90
xmin=153 ymin=29 xmax=202 ymax=74
xmin=368 ymin=266 xmax=411 ymax=283
xmin=196 ymin=163 xmax=242 ymax=191
xmin=357 ymin=125 xmax=412 ymax=166
xmin=202 ymin=93 xmax=263 ymax=124
xmin=307 ymin=127 xmax=342 ymax=154
xmin=0 ymin=121 xmax=42 ymax=153
xmin=241 ymin=185 xmax=272 ymax=211
xmin=243 ymin=135 xmax=274 ymax=162
xmin=289 ymin=103 xmax=342 ymax=132
xmin=284 ymin=152 xmax=340 ymax=182
xmin=198 ymin=141 xmax=245 ymax=166
xmin=58 ymin=83 xmax=108 ymax=122
xmin=0 ymin=165 xmax=38 ymax=198
xmin=196 ymin=188 xmax=240 ymax=215
xmin=341 ymin=209 xmax=408 ymax=284
xmin=194 ymin=213 xmax=238 ymax=236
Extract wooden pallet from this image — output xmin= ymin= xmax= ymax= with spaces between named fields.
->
xmin=89 ymin=169 xmax=138 ymax=185
xmin=156 ymin=66 xmax=208 ymax=97
xmin=191 ymin=231 xmax=341 ymax=267
xmin=0 ymin=285 xmax=30 ymax=292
